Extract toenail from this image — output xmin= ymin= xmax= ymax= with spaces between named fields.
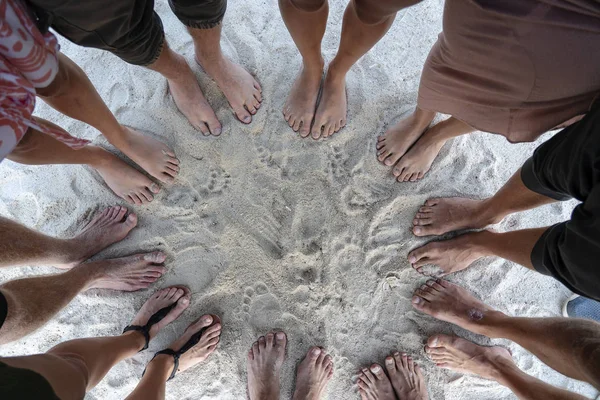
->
xmin=312 ymin=348 xmax=321 ymax=355
xmin=276 ymin=332 xmax=285 ymax=339
xmin=243 ymin=116 xmax=251 ymax=122
xmin=414 ymin=227 xmax=422 ymax=234
xmin=431 ymin=338 xmax=438 ymax=346
xmin=409 ymin=256 xmax=416 ymax=263
xmin=203 ymin=315 xmax=212 ymax=323
xmin=214 ymin=127 xmax=222 ymax=135
xmin=412 ymin=296 xmax=421 ymax=304
xmin=385 ymin=358 xmax=393 ymax=364
xmin=371 ymin=365 xmax=381 ymax=373
xmin=181 ymin=298 xmax=189 ymax=304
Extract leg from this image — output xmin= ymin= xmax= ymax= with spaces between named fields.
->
xmin=189 ymin=25 xmax=263 ymax=125
xmin=384 ymin=352 xmax=429 ymax=400
xmin=291 ymin=347 xmax=334 ymax=400
xmin=37 ymin=53 xmax=180 ymax=184
xmin=279 ymin=0 xmax=328 ymax=137
xmin=412 ymin=279 xmax=600 ymax=390
xmin=126 ymin=315 xmax=221 ymax=400
xmin=412 ymin=168 xmax=557 ymax=237
xmin=1 ymin=287 xmax=190 ymax=397
xmin=390 ymin=117 xmax=475 ymax=182
xmin=147 ymin=41 xmax=222 ymax=136
xmin=408 ymin=227 xmax=546 ymax=276
xmin=0 ymin=206 xmax=136 ymax=269
xmin=247 ymin=331 xmax=287 ymax=400
xmin=0 ymin=252 xmax=168 ymax=344
xmin=8 ymin=123 xmax=159 ymax=205
xmin=310 ymin=0 xmax=402 ymax=139
xmin=425 ymin=335 xmax=589 ymax=400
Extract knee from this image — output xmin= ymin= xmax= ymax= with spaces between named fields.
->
xmin=290 ymin=0 xmax=326 ymax=12
xmin=36 ymin=55 xmax=74 ymax=98
xmin=353 ymin=0 xmax=402 ymax=25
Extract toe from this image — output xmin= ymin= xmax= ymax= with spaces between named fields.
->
xmin=115 ymin=206 xmax=128 ymax=221
xmin=407 ymin=246 xmax=429 ymax=265
xmin=258 ymin=336 xmax=266 ymax=349
xmin=275 ymin=331 xmax=287 ymax=348
xmin=369 ymin=364 xmax=386 ymax=381
xmin=235 ymin=106 xmax=252 ymax=124
xmin=143 ymin=251 xmax=166 ymax=264
xmin=252 ymin=341 xmax=259 ymax=355
xmin=266 ymin=332 xmax=275 ymax=347
xmin=427 ymin=334 xmax=454 ymax=349
xmin=140 ymin=189 xmax=154 ymax=202
xmin=125 ymin=213 xmax=138 ymax=228
xmin=411 ymin=294 xmax=430 ymax=312
xmin=308 ymin=346 xmax=321 ymax=361
xmin=207 ymin=119 xmax=222 ymax=137
xmin=385 ymin=356 xmax=397 ymax=374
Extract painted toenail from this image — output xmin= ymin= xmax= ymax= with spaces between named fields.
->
xmin=371 ymin=365 xmax=381 ymax=373
xmin=386 ymin=358 xmax=393 ymax=364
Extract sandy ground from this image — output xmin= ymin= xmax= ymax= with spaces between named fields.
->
xmin=0 ymin=1 xmax=598 ymax=399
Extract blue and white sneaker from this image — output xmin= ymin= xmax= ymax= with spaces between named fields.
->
xmin=562 ymin=294 xmax=600 ymax=322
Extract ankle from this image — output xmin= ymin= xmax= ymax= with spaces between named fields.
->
xmin=84 ymin=145 xmax=113 ymax=170
xmin=488 ymin=356 xmax=522 ymax=386
xmin=302 ymin=56 xmax=325 ymax=75
xmin=145 ymin=354 xmax=175 ymax=381
xmin=195 ymin=45 xmax=225 ymax=69
xmin=326 ymin=59 xmax=348 ymax=82
xmin=478 ymin=198 xmax=507 ymax=225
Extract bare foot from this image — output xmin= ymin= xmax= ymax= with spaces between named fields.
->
xmin=425 ymin=334 xmax=514 ymax=381
xmin=384 ymin=352 xmax=429 ymax=400
xmin=376 ymin=109 xmax=434 ymax=167
xmin=116 ymin=127 xmax=180 ymax=185
xmin=357 ymin=363 xmax=396 ymax=400
xmin=167 ymin=54 xmax=222 ymax=136
xmin=91 ymin=146 xmax=160 ymax=205
xmin=412 ymin=198 xmax=500 ymax=237
xmin=283 ymin=61 xmax=324 ymax=138
xmin=310 ymin=66 xmax=346 ymax=140
xmin=391 ymin=133 xmax=446 ymax=182
xmin=84 ymin=251 xmax=168 ymax=291
xmin=292 ymin=347 xmax=334 ymax=400
xmin=197 ymin=55 xmax=262 ymax=124
xmin=411 ymin=279 xmax=502 ymax=335
xmin=407 ymin=233 xmax=489 ymax=276
xmin=59 ymin=206 xmax=138 ymax=269
xmin=247 ymin=331 xmax=287 ymax=400
xmin=128 ymin=286 xmax=191 ymax=341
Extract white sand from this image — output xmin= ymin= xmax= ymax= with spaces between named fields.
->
xmin=0 ymin=1 xmax=598 ymax=399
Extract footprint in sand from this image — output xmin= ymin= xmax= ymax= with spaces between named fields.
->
xmin=242 ymin=282 xmax=283 ymax=330
xmin=197 ymin=167 xmax=231 ymax=197
xmin=326 ymin=145 xmax=350 ymax=180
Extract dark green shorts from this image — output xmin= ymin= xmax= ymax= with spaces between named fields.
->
xmin=0 ymin=362 xmax=59 ymax=400
xmin=26 ymin=0 xmax=227 ymax=66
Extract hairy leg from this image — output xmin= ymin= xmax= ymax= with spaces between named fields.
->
xmin=147 ymin=41 xmax=222 ymax=136
xmin=0 ymin=252 xmax=167 ymax=344
xmin=412 ymin=280 xmax=600 ymax=390
xmin=412 ymin=168 xmax=557 ymax=236
xmin=0 ymin=206 xmax=136 ymax=269
xmin=408 ymin=227 xmax=547 ymax=276
xmin=36 ymin=53 xmax=179 ymax=184
xmin=310 ymin=0 xmax=399 ymax=139
xmin=279 ymin=0 xmax=328 ymax=137
xmin=425 ymin=335 xmax=588 ymax=400
xmin=190 ymin=24 xmax=262 ymax=124
xmin=8 ymin=124 xmax=159 ymax=204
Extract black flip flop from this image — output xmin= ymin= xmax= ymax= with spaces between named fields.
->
xmin=122 ymin=302 xmax=178 ymax=351
xmin=144 ymin=316 xmax=218 ymax=380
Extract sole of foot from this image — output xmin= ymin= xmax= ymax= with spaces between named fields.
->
xmin=357 ymin=363 xmax=396 ymax=400
xmin=283 ymin=62 xmax=324 ymax=138
xmin=376 ymin=112 xmax=432 ymax=167
xmin=86 ymin=251 xmax=168 ymax=291
xmin=412 ymin=279 xmax=500 ymax=335
xmin=384 ymin=352 xmax=429 ymax=400
xmin=309 ymin=67 xmax=347 ymax=140
xmin=93 ymin=148 xmax=161 ymax=205
xmin=247 ymin=331 xmax=287 ymax=400
xmin=292 ymin=347 xmax=334 ymax=400
xmin=412 ymin=198 xmax=499 ymax=237
xmin=118 ymin=127 xmax=180 ymax=184
xmin=407 ymin=232 xmax=488 ymax=276
xmin=59 ymin=206 xmax=137 ymax=269
xmin=196 ymin=55 xmax=262 ymax=125
xmin=425 ymin=334 xmax=513 ymax=381
xmin=128 ymin=286 xmax=191 ymax=342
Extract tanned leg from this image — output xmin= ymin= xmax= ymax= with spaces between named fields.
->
xmin=408 ymin=227 xmax=547 ymax=276
xmin=0 ymin=206 xmax=136 ymax=269
xmin=412 ymin=168 xmax=558 ymax=237
xmin=310 ymin=0 xmax=402 ymax=139
xmin=147 ymin=41 xmax=222 ymax=136
xmin=37 ymin=53 xmax=180 ymax=184
xmin=126 ymin=315 xmax=221 ymax=400
xmin=8 ymin=123 xmax=159 ymax=204
xmin=1 ymin=287 xmax=190 ymax=397
xmin=412 ymin=279 xmax=600 ymax=390
xmin=190 ymin=24 xmax=263 ymax=125
xmin=0 ymin=252 xmax=168 ymax=344
xmin=425 ymin=335 xmax=588 ymax=400
xmin=279 ymin=0 xmax=328 ymax=137
xmin=390 ymin=117 xmax=475 ymax=182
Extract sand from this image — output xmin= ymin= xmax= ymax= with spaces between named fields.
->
xmin=0 ymin=0 xmax=598 ymax=399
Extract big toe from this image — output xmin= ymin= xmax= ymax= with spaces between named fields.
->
xmin=235 ymin=105 xmax=252 ymax=124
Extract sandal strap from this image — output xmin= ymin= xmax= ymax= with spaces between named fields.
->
xmin=122 ymin=325 xmax=150 ymax=351
xmin=154 ymin=349 xmax=180 ymax=381
xmin=178 ymin=327 xmax=207 ymax=354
